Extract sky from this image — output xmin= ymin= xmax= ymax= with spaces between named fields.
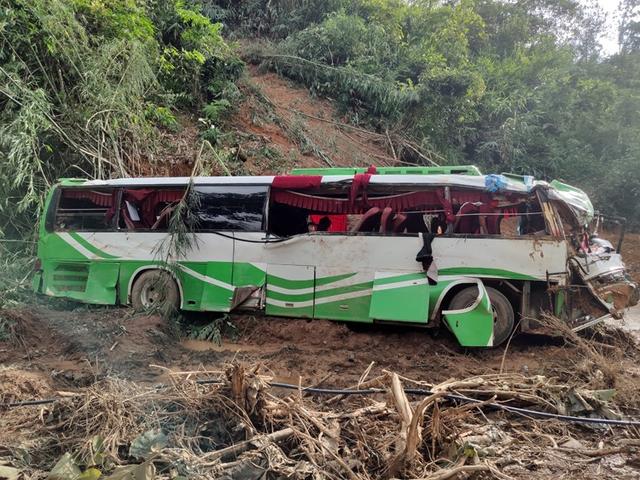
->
xmin=595 ymin=0 xmax=620 ymax=55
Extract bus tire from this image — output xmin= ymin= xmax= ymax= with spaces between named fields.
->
xmin=131 ymin=270 xmax=180 ymax=313
xmin=448 ymin=286 xmax=514 ymax=347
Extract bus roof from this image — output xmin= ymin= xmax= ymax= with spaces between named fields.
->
xmin=59 ymin=174 xmax=529 ymax=191
xmin=290 ymin=165 xmax=483 ymax=176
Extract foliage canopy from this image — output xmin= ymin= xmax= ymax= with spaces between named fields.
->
xmin=220 ymin=0 xmax=640 ymax=226
xmin=0 ymin=0 xmax=239 ymax=237
xmin=1 ymin=0 xmax=639 ymax=234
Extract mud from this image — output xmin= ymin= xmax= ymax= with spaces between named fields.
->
xmin=2 ymin=305 xmax=638 ymax=402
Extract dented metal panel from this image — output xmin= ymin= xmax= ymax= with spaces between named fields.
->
xmin=442 ymin=280 xmax=494 ymax=347
xmin=265 ymin=264 xmax=315 ymax=318
xmin=369 ymin=271 xmax=429 ymax=323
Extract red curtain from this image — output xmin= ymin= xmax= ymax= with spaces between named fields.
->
xmin=63 ymin=189 xmax=114 ymax=207
xmin=271 ymin=190 xmax=445 ymax=213
xmin=272 ymin=175 xmax=322 ymax=190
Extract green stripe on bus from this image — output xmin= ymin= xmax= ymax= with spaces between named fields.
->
xmin=314 ymin=281 xmax=373 ymax=299
xmin=372 ymin=272 xmax=425 ymax=286
xmin=267 ymin=280 xmax=373 ymax=302
xmin=69 ymin=232 xmax=120 ymax=259
xmin=267 ymin=272 xmax=355 ymax=289
xmin=438 ymin=267 xmax=536 ymax=280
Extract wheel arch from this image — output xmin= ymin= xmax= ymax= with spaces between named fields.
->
xmin=127 ymin=265 xmax=184 ymax=308
xmin=432 ymin=277 xmax=522 ymax=321
xmin=431 ymin=278 xmax=483 ymax=322
xmin=478 ymin=279 xmax=522 ymax=320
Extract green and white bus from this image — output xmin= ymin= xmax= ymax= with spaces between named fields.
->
xmin=33 ymin=166 xmax=638 ymax=347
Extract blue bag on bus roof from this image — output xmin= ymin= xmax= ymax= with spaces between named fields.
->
xmin=484 ymin=174 xmax=508 ymax=193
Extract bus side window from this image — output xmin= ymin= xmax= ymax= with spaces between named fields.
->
xmin=192 ymin=186 xmax=268 ymax=231
xmin=119 ymin=188 xmax=185 ymax=231
xmin=54 ymin=188 xmax=116 ymax=231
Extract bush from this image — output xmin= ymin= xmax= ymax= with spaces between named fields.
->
xmin=0 ymin=0 xmax=242 ymax=238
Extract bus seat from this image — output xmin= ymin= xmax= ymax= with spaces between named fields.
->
xmin=393 ymin=213 xmax=408 ymax=233
xmin=351 ymin=207 xmax=381 ymax=232
xmin=454 ymin=202 xmax=480 ymax=234
xmin=120 ymin=207 xmax=137 ymax=230
xmin=379 ymin=207 xmax=394 ymax=233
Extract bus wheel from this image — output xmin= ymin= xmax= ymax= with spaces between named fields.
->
xmin=131 ymin=270 xmax=180 ymax=313
xmin=448 ymin=286 xmax=514 ymax=347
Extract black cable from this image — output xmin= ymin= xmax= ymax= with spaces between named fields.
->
xmin=268 ymin=382 xmax=640 ymax=427
xmin=210 ymin=231 xmax=290 ymax=244
xmin=6 ymin=380 xmax=640 ymax=427
xmin=3 ymin=398 xmax=59 ymax=408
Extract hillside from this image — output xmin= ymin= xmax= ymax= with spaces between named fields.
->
xmin=2 ymin=2 xmax=640 ymax=479
xmin=226 ymin=65 xmax=398 ymax=173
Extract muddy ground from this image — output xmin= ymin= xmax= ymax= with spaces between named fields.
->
xmin=2 ymin=236 xmax=640 ymax=479
xmin=2 ymin=299 xmax=640 ymax=478
xmin=2 ymin=301 xmax=640 ymax=408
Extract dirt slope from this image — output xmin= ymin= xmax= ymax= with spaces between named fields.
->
xmin=218 ymin=65 xmax=397 ymax=175
xmin=129 ymin=65 xmax=397 ymax=179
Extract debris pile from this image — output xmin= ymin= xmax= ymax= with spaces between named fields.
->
xmin=2 ymin=362 xmax=639 ymax=479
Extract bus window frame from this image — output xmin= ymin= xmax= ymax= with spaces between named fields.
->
xmin=51 ymin=186 xmax=118 ymax=233
xmin=112 ymin=184 xmax=270 ymax=234
xmin=266 ymin=185 xmax=555 ymax=240
xmin=44 ymin=187 xmax=62 ymax=233
xmin=190 ymin=184 xmax=269 ymax=233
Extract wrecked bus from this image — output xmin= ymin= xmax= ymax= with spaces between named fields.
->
xmin=33 ymin=166 xmax=638 ymax=347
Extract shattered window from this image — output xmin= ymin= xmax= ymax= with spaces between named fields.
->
xmin=118 ymin=188 xmax=186 ymax=231
xmin=192 ymin=186 xmax=268 ymax=231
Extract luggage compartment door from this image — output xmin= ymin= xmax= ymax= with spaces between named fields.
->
xmin=369 ymin=271 xmax=429 ymax=323
xmin=265 ymin=264 xmax=315 ymax=318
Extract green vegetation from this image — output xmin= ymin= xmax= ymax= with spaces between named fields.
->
xmin=221 ymin=0 xmax=640 ymax=226
xmin=0 ymin=0 xmax=241 ymax=239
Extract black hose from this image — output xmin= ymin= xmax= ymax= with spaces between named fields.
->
xmin=268 ymin=382 xmax=640 ymax=427
xmin=210 ymin=231 xmax=290 ymax=244
xmin=3 ymin=398 xmax=60 ymax=408
xmin=6 ymin=380 xmax=640 ymax=427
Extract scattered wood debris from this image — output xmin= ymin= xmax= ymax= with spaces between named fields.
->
xmin=1 ymin=362 xmax=639 ymax=479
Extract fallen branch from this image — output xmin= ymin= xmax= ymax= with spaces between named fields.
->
xmin=209 ymin=427 xmax=294 ymax=461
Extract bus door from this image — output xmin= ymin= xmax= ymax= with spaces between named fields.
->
xmin=313 ymin=267 xmax=375 ymax=323
xmin=264 ymin=264 xmax=315 ymax=318
xmin=192 ymin=237 xmax=235 ymax=312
